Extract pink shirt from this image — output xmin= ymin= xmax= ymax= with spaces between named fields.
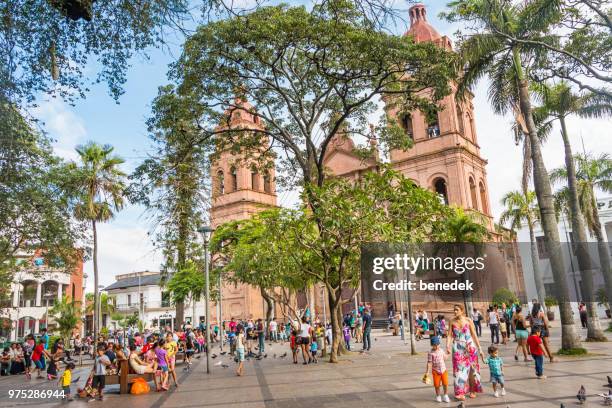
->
xmin=428 ymin=349 xmax=447 ymax=374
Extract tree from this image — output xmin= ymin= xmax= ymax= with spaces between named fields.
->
xmin=536 ymin=82 xmax=610 ymax=340
xmin=173 ymin=2 xmax=456 ymax=361
xmin=492 ymin=287 xmax=519 ymax=307
xmin=0 ymin=102 xmax=85 ymax=305
xmin=68 ymin=142 xmax=126 ymax=342
xmin=0 ymin=0 xmax=195 ymax=104
xmin=500 ymin=190 xmax=545 ymax=304
xmin=50 ymin=295 xmax=80 ymax=344
xmin=550 ymin=152 xmax=612 ymax=328
xmin=165 ymin=260 xmax=207 ymax=323
xmin=444 ymin=0 xmax=582 ymax=350
xmin=129 ymin=85 xmax=211 ymax=326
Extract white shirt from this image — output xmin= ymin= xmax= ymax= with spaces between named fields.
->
xmin=489 ymin=311 xmax=499 ymax=324
xmin=269 ymin=321 xmax=277 ymax=331
xmin=299 ymin=323 xmax=311 ymax=338
xmin=472 ymin=311 xmax=481 ymax=321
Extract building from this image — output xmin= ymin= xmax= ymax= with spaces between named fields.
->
xmin=516 ymin=195 xmax=612 ymax=317
xmin=208 ymin=3 xmax=525 ymax=321
xmin=0 ymin=252 xmax=84 ymax=341
xmin=104 ymin=271 xmax=209 ymax=331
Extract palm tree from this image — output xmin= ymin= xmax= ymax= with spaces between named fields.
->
xmin=499 ymin=190 xmax=545 ymax=304
xmin=445 ymin=0 xmax=581 ymax=350
xmin=86 ymin=292 xmax=116 ymax=327
xmin=50 ymin=296 xmax=80 ymax=344
xmin=70 ymin=142 xmax=126 ymax=341
xmin=537 ymin=82 xmax=611 ymax=340
xmin=551 ymin=153 xmax=612 ymax=327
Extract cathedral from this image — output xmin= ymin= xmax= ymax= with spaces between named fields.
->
xmin=209 ymin=4 xmax=525 ymax=322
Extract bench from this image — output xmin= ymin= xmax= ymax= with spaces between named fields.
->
xmin=105 ymin=359 xmax=155 ymax=394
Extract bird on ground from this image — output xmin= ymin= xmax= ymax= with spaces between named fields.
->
xmin=456 ymin=402 xmax=464 ymax=408
xmin=607 ymin=375 xmax=612 ymax=388
xmin=577 ymin=385 xmax=586 ymax=404
xmin=221 ymin=364 xmax=229 ymax=368
xmin=195 ymin=355 xmax=201 ymax=359
xmin=220 ymin=351 xmax=227 ymax=355
xmin=280 ymin=352 xmax=287 ymax=358
xmin=598 ymin=389 xmax=612 ymax=406
xmin=211 ymin=354 xmax=217 ymax=359
xmin=263 ymin=354 xmax=267 ymax=358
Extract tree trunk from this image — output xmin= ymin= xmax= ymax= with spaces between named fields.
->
xmin=327 ymin=289 xmax=342 ymax=363
xmin=591 ymin=195 xmax=612 ymax=316
xmin=515 ymin=70 xmax=581 ymax=350
xmin=559 ymin=117 xmax=606 ymax=340
xmin=92 ymin=220 xmax=99 ymax=342
xmin=261 ymin=288 xmax=274 ymax=336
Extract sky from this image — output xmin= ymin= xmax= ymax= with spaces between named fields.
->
xmin=29 ymin=0 xmax=612 ymax=293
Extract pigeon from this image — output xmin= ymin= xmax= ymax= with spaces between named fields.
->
xmin=598 ymin=389 xmax=612 ymax=406
xmin=577 ymin=385 xmax=586 ymax=404
xmin=220 ymin=351 xmax=227 ymax=355
xmin=221 ymin=364 xmax=229 ymax=368
xmin=263 ymin=354 xmax=267 ymax=358
xmin=195 ymin=355 xmax=201 ymax=359
xmin=211 ymin=354 xmax=217 ymax=359
xmin=268 ymin=343 xmax=273 ymax=347
xmin=280 ymin=352 xmax=287 ymax=358
xmin=71 ymin=376 xmax=80 ymax=384
xmin=456 ymin=402 xmax=464 ymax=408
xmin=607 ymin=375 xmax=612 ymax=388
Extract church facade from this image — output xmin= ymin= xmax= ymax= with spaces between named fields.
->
xmin=209 ymin=4 xmax=525 ymax=321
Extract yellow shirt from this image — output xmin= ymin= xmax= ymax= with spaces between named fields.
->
xmin=164 ymin=341 xmax=178 ymax=358
xmin=61 ymin=369 xmax=71 ymax=386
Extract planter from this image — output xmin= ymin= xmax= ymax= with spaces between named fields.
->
xmin=547 ymin=310 xmax=555 ymax=321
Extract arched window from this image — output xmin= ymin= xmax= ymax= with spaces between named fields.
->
xmin=251 ymin=169 xmax=259 ymax=191
xmin=469 ymin=177 xmax=478 ymax=210
xmin=400 ymin=113 xmax=413 ymax=140
xmin=479 ymin=182 xmax=489 ymax=214
xmin=230 ymin=167 xmax=238 ymax=192
xmin=433 ymin=178 xmax=448 ymax=205
xmin=426 ymin=113 xmax=441 ymax=138
xmin=41 ymin=280 xmax=58 ymax=307
xmin=217 ymin=170 xmax=225 ymax=195
xmin=263 ymin=172 xmax=272 ymax=193
xmin=456 ymin=104 xmax=465 ymax=135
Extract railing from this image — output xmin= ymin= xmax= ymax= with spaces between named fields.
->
xmin=114 ymin=301 xmax=172 ymax=311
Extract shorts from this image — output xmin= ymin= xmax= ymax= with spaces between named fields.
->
xmin=300 ymin=337 xmax=310 ymax=345
xmin=491 ymin=374 xmax=504 ymax=385
xmin=62 ymin=385 xmax=71 ymax=395
xmin=92 ymin=375 xmax=105 ymax=389
xmin=539 ymin=328 xmax=549 ymax=338
xmin=237 ymin=348 xmax=245 ymax=362
xmin=432 ymin=370 xmax=448 ymax=388
xmin=160 ymin=365 xmax=169 ymax=372
xmin=516 ymin=330 xmax=528 ymax=340
xmin=33 ymin=359 xmax=44 ymax=369
xmin=169 ymin=356 xmax=176 ymax=367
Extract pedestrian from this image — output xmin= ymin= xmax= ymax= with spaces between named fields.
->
xmin=235 ymin=324 xmax=245 ymax=376
xmin=91 ymin=344 xmax=111 ymax=401
xmin=446 ymin=304 xmax=483 ymax=401
xmin=362 ymin=309 xmax=372 ymax=351
xmin=59 ymin=362 xmax=75 ymax=401
xmin=530 ymin=302 xmax=554 ymax=362
xmin=471 ymin=308 xmax=482 ymax=337
xmin=424 ymin=336 xmax=450 ymax=403
xmin=310 ymin=334 xmax=318 ymax=363
xmin=343 ymin=324 xmax=351 ymax=351
xmin=488 ymin=306 xmax=500 ymax=344
xmin=256 ymin=319 xmax=265 ymax=354
xmin=512 ymin=306 xmax=531 ymax=362
xmin=527 ymin=326 xmax=549 ymax=379
xmin=163 ymin=333 xmax=179 ymax=388
xmin=499 ymin=315 xmax=508 ymax=345
xmin=484 ymin=345 xmax=506 ymax=398
xmin=31 ymin=338 xmax=48 ymax=379
xmin=290 ymin=329 xmax=298 ymax=364
xmin=298 ymin=316 xmax=312 ymax=364
xmin=578 ymin=302 xmax=588 ymax=329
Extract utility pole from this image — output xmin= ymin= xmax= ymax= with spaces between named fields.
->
xmin=198 ymin=226 xmax=214 ymax=375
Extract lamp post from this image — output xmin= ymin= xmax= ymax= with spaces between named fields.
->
xmin=198 ymin=226 xmax=214 ymax=375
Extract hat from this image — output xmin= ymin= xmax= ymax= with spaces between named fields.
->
xmin=430 ymin=336 xmax=440 ymax=346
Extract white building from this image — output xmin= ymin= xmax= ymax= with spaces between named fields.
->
xmin=104 ymin=271 xmax=209 ymax=331
xmin=516 ymin=195 xmax=612 ymax=317
xmin=0 ymin=254 xmax=86 ymax=341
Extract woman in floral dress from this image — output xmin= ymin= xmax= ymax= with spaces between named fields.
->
xmin=446 ymin=304 xmax=484 ymax=401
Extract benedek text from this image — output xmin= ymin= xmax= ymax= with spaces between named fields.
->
xmin=372 ymin=279 xmax=474 ymax=291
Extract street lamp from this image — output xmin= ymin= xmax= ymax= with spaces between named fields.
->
xmin=198 ymin=226 xmax=214 ymax=375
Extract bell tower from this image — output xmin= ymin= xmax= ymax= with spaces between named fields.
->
xmin=387 ymin=3 xmax=493 ymax=227
xmin=210 ymin=96 xmax=277 ymax=320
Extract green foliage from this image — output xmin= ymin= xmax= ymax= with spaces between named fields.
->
xmin=544 ymin=296 xmax=558 ymax=307
xmin=166 ymin=260 xmax=207 ymax=305
xmin=499 ymin=190 xmax=540 ymax=231
xmin=100 ymin=326 xmax=109 ymax=339
xmin=50 ymin=296 xmax=80 ymax=343
xmin=595 ymin=287 xmax=609 ymax=309
xmin=492 ymin=288 xmax=519 ymax=306
xmin=439 ymin=207 xmax=490 ymax=243
xmin=556 ymin=347 xmax=587 ymax=356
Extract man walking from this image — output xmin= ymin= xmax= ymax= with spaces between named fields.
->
xmin=362 ymin=309 xmax=372 ymax=351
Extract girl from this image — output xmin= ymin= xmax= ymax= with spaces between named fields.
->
xmin=290 ymin=329 xmax=298 ymax=364
xmin=512 ymin=306 xmax=531 ymax=362
xmin=499 ymin=315 xmax=508 ymax=345
xmin=310 ymin=334 xmax=318 ymax=363
xmin=235 ymin=325 xmax=246 ymax=376
xmin=154 ymin=340 xmax=170 ymax=391
xmin=343 ymin=324 xmax=351 ymax=351
xmin=530 ymin=302 xmax=554 ymax=362
xmin=298 ymin=316 xmax=312 ymax=364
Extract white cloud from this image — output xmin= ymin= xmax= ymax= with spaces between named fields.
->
xmin=31 ymin=99 xmax=87 ymax=161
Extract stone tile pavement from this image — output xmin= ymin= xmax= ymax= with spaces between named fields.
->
xmin=0 ymin=321 xmax=611 ymax=408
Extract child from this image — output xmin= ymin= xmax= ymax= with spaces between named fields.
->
xmin=91 ymin=345 xmax=111 ymax=401
xmin=527 ymin=326 xmax=549 ymax=379
xmin=59 ymin=362 xmax=75 ymax=401
xmin=343 ymin=324 xmax=351 ymax=351
xmin=484 ymin=345 xmax=506 ymax=397
xmin=424 ymin=336 xmax=450 ymax=403
xmin=154 ymin=339 xmax=170 ymax=390
xmin=310 ymin=335 xmax=318 ymax=363
xmin=290 ymin=330 xmax=298 ymax=364
xmin=499 ymin=316 xmax=508 ymax=345
xmin=228 ymin=330 xmax=236 ymax=356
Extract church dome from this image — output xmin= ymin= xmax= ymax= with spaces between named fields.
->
xmin=404 ymin=4 xmax=441 ymax=43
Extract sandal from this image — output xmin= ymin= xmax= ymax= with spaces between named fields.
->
xmin=469 ymin=393 xmax=476 ymax=398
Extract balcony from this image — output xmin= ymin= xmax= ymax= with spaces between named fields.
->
xmin=115 ymin=301 xmax=172 ymax=312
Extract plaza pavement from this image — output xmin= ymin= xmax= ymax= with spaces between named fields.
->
xmin=1 ymin=321 xmax=611 ymax=408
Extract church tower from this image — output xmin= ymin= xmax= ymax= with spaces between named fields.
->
xmin=387 ymin=3 xmax=494 ymax=228
xmin=210 ymin=96 xmax=277 ymax=320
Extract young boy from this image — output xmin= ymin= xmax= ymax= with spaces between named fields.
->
xmin=290 ymin=329 xmax=298 ymax=364
xmin=499 ymin=316 xmax=508 ymax=345
xmin=484 ymin=345 xmax=506 ymax=397
xmin=342 ymin=324 xmax=351 ymax=351
xmin=527 ymin=326 xmax=549 ymax=379
xmin=59 ymin=362 xmax=75 ymax=401
xmin=91 ymin=345 xmax=111 ymax=401
xmin=310 ymin=335 xmax=318 ymax=363
xmin=424 ymin=336 xmax=450 ymax=403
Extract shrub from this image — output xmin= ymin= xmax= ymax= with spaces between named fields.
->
xmin=492 ymin=288 xmax=519 ymax=307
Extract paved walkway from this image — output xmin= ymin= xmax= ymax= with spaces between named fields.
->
xmin=1 ymin=321 xmax=611 ymax=408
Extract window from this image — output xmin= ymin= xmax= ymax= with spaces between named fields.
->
xmin=161 ymin=292 xmax=171 ymax=308
xmin=456 ymin=104 xmax=465 ymax=135
xmin=263 ymin=172 xmax=272 ymax=193
xmin=251 ymin=169 xmax=259 ymax=191
xmin=127 ymin=294 xmax=132 ymax=307
xmin=469 ymin=177 xmax=478 ymax=210
xmin=469 ymin=114 xmax=476 ymax=141
xmin=400 ymin=113 xmax=413 ymax=140
xmin=479 ymin=182 xmax=488 ymax=214
xmin=230 ymin=167 xmax=238 ymax=192
xmin=536 ymin=236 xmax=549 ymax=259
xmin=217 ymin=170 xmax=224 ymax=195
xmin=433 ymin=178 xmax=448 ymax=205
xmin=427 ymin=113 xmax=441 ymax=138
xmin=140 ymin=293 xmax=144 ymax=307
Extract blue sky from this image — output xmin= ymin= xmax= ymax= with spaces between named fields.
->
xmin=29 ymin=1 xmax=612 ymax=292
